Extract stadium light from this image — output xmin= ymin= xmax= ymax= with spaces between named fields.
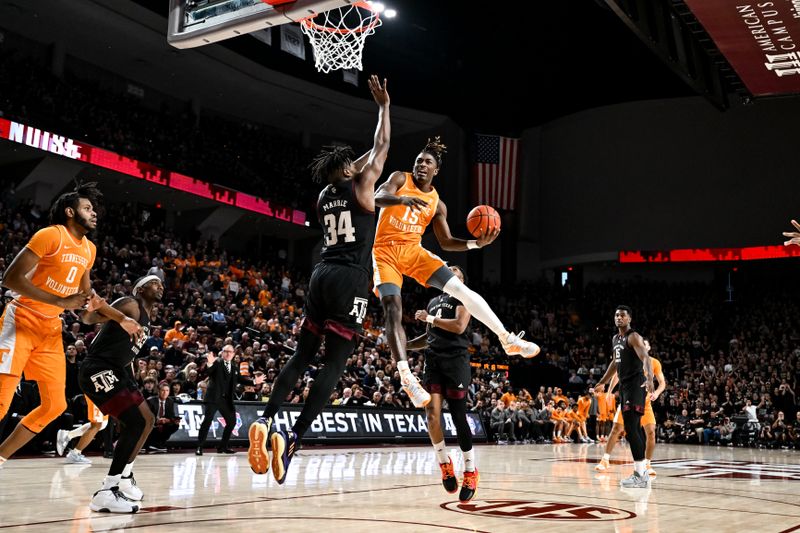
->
xmin=384 ymin=9 xmax=397 ymax=18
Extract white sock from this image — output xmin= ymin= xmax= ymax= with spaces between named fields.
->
xmin=0 ymin=456 xmax=6 ymax=467
xmin=397 ymin=360 xmax=411 ymax=374
xmin=122 ymin=462 xmax=134 ymax=477
xmin=462 ymin=448 xmax=475 ymax=472
xmin=441 ymin=277 xmax=507 ymax=339
xmin=602 ymin=453 xmax=610 ymax=461
xmin=433 ymin=441 xmax=448 ymax=464
xmin=73 ymin=448 xmax=84 ymax=455
xmin=68 ymin=423 xmax=91 ymax=440
xmin=634 ymin=460 xmax=646 ymax=476
xmin=102 ymin=474 xmax=122 ymax=490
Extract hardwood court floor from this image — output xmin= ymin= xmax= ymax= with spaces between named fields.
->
xmin=0 ymin=442 xmax=798 ymax=532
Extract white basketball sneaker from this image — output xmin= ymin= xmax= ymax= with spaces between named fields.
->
xmin=65 ymin=449 xmax=92 ymax=464
xmin=119 ymin=474 xmax=143 ymax=501
xmin=89 ymin=487 xmax=139 ymax=513
xmin=501 ymin=331 xmax=541 ymax=358
xmin=400 ymin=373 xmax=430 ymax=408
xmin=56 ymin=429 xmax=71 ymax=456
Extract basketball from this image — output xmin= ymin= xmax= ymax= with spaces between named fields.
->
xmin=466 ymin=205 xmax=501 ymax=238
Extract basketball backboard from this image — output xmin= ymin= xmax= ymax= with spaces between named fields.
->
xmin=167 ymin=0 xmax=353 ymax=49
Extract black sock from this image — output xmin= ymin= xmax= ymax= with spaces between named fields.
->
xmin=292 ymin=333 xmax=354 ymax=440
xmin=264 ymin=328 xmax=322 ymax=420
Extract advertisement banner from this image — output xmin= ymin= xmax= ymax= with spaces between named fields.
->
xmin=684 ymin=0 xmax=800 ymax=95
xmin=169 ymin=401 xmax=487 ymax=445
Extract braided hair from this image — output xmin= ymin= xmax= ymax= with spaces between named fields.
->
xmin=309 ymin=145 xmax=356 ymax=183
xmin=421 ymin=136 xmax=447 ymax=168
xmin=49 ymin=181 xmax=104 ymax=226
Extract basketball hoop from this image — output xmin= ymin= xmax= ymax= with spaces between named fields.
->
xmin=300 ymin=1 xmax=382 ymax=73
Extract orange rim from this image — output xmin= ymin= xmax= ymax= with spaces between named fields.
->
xmin=300 ymin=1 xmax=380 ymax=35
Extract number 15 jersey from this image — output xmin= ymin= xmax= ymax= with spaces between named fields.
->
xmin=317 ymin=180 xmax=376 ymax=274
xmin=374 ymin=172 xmax=439 ymax=247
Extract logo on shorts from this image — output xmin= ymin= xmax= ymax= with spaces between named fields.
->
xmin=349 ymin=297 xmax=368 ymax=324
xmin=90 ymin=370 xmax=119 ymax=393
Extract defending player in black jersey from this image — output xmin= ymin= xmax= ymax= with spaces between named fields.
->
xmin=78 ymin=275 xmax=163 ymax=513
xmin=407 ymin=265 xmax=479 ymax=503
xmin=248 ymin=75 xmax=390 ymax=483
xmin=593 ymin=305 xmax=654 ymax=488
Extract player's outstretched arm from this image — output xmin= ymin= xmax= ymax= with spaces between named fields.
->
xmin=82 ymin=297 xmax=140 ymax=326
xmin=354 ymin=75 xmax=391 ymax=212
xmin=630 ymin=332 xmax=654 ymax=393
xmin=783 ymin=219 xmax=800 ymax=246
xmin=415 ymin=306 xmax=471 ymax=335
xmin=431 ymin=199 xmax=499 ymax=252
xmin=406 ymin=332 xmax=428 ymax=351
xmin=79 ymin=271 xmax=143 ymax=341
xmin=374 ymin=171 xmax=428 ymax=209
xmin=1 ymin=248 xmax=88 ymax=309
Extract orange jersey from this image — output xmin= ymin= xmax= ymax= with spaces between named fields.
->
xmin=577 ymin=396 xmax=591 ymax=419
xmin=15 ymin=225 xmax=96 ymax=318
xmin=374 ymin=173 xmax=439 ymax=246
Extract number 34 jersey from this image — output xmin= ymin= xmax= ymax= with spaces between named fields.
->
xmin=15 ymin=225 xmax=96 ymax=319
xmin=317 ymin=180 xmax=376 ymax=274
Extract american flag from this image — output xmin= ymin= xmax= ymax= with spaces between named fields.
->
xmin=473 ymin=134 xmax=520 ymax=211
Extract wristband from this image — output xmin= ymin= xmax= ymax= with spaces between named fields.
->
xmin=467 ymin=240 xmax=479 ymax=250
xmin=425 ymin=315 xmax=436 ymax=324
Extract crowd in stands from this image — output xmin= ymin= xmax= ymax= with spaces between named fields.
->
xmin=0 ymin=46 xmax=317 ymax=211
xmin=1 ymin=193 xmax=797 ymax=452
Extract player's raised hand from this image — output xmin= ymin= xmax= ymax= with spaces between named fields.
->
xmin=60 ymin=291 xmax=90 ymax=310
xmin=476 ymin=226 xmax=500 ymax=248
xmin=87 ymin=290 xmax=106 ymax=312
xmin=368 ymin=74 xmax=389 ymax=107
xmin=783 ymin=219 xmax=800 ymax=246
xmin=399 ymin=196 xmax=428 ymax=211
xmin=414 ymin=310 xmax=429 ymax=322
xmin=593 ymin=383 xmax=606 ymax=394
xmin=120 ymin=317 xmax=144 ymax=342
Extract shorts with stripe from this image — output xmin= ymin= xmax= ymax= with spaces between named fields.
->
xmin=0 ymin=303 xmax=64 ymax=383
xmin=372 ymin=244 xmax=445 ymax=296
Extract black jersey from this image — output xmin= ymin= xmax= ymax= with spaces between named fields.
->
xmin=317 ymin=180 xmax=375 ymax=273
xmin=613 ymin=329 xmax=644 ymax=385
xmin=86 ymin=298 xmax=150 ymax=367
xmin=425 ymin=294 xmax=470 ymax=358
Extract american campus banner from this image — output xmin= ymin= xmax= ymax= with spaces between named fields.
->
xmin=684 ymin=0 xmax=800 ymax=95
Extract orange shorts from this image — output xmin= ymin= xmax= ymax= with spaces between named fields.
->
xmin=86 ymin=395 xmax=108 ymax=424
xmin=613 ymin=402 xmax=656 ymax=427
xmin=372 ymin=244 xmax=445 ymax=296
xmin=0 ymin=303 xmax=64 ymax=383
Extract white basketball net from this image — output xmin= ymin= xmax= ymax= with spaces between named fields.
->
xmin=300 ymin=2 xmax=382 ymax=73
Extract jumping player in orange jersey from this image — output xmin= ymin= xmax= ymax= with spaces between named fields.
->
xmin=373 ymin=138 xmax=540 ymax=407
xmin=0 ymin=183 xmax=143 ymax=467
xmin=595 ymin=340 xmax=666 ymax=477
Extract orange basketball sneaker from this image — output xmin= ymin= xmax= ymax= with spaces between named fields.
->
xmin=247 ymin=417 xmax=271 ymax=475
xmin=439 ymin=457 xmax=458 ymax=494
xmin=459 ymin=469 xmax=479 ymax=503
xmin=501 ymin=331 xmax=541 ymax=358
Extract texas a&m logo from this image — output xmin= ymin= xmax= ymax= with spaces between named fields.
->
xmin=349 ymin=297 xmax=368 ymax=324
xmin=442 ymin=500 xmax=635 ymax=521
xmin=91 ymin=370 xmax=119 ymax=393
